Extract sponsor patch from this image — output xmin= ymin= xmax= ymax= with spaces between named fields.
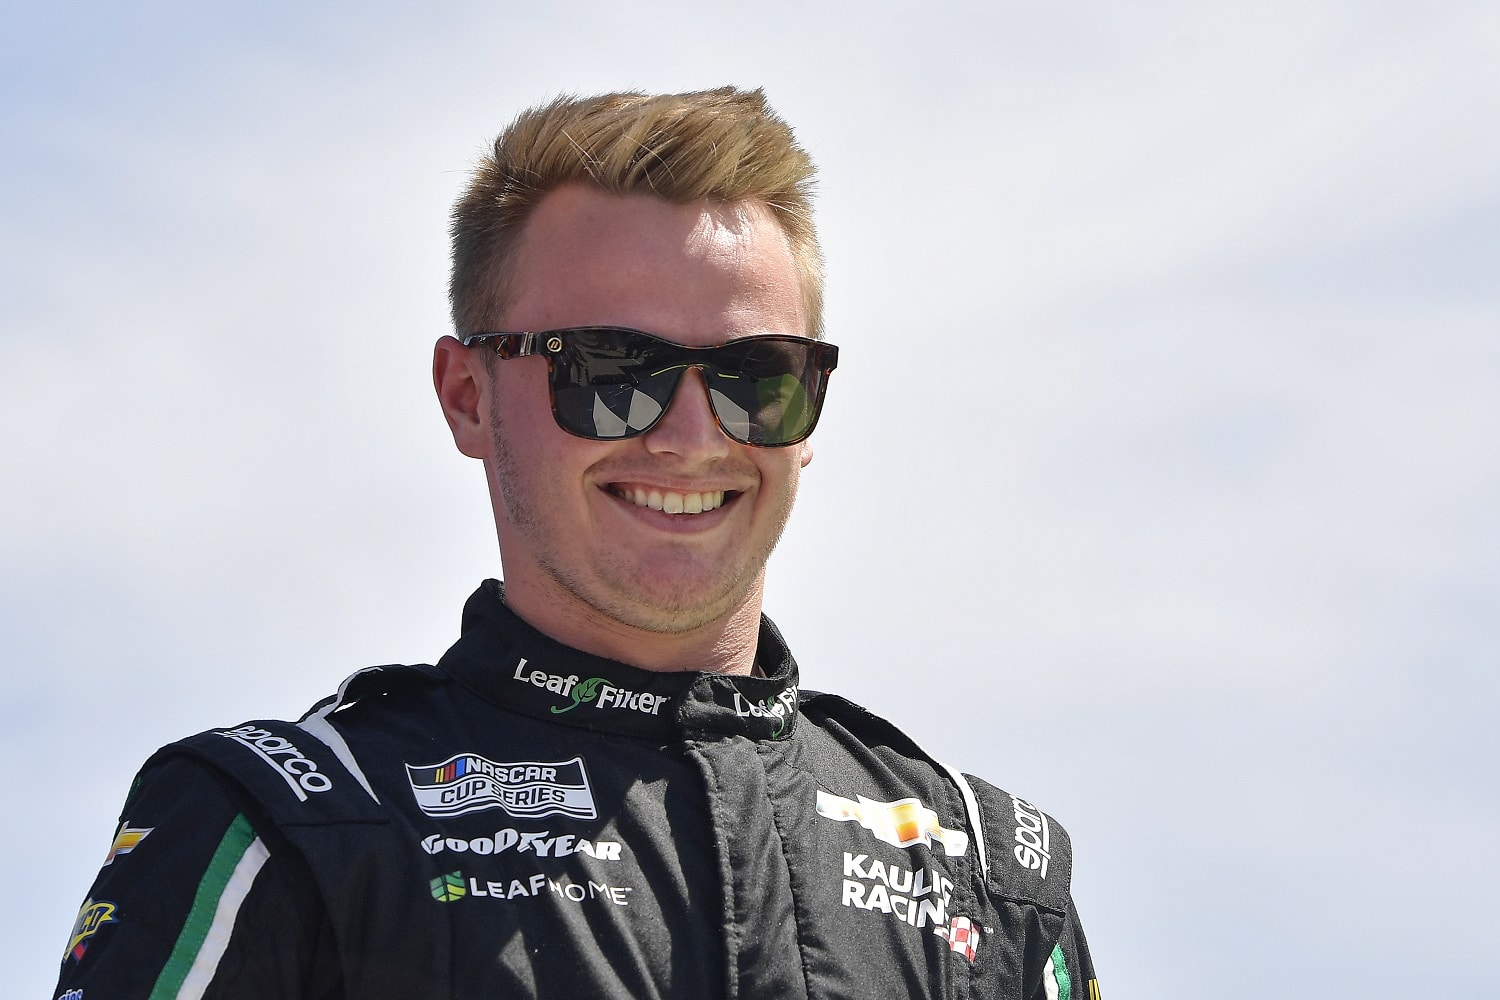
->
xmin=730 ymin=687 xmax=798 ymax=736
xmin=432 ymin=869 xmax=633 ymax=907
xmin=420 ymin=828 xmax=621 ymax=861
xmin=840 ymin=851 xmax=955 ymax=928
xmin=406 ymin=754 xmax=597 ymax=820
xmin=64 ymin=898 xmax=117 ymax=963
xmin=57 ymin=991 xmax=84 ymax=1000
xmin=1010 ymin=793 xmax=1052 ymax=878
xmin=216 ymin=725 xmax=331 ymax=801
xmin=430 ymin=872 xmax=466 ymax=902
xmin=935 ymin=914 xmax=981 ymax=962
xmin=511 ymin=658 xmax=667 ymax=717
xmin=103 ymin=822 xmax=152 ymax=866
xmin=815 ymin=791 xmax=969 ymax=856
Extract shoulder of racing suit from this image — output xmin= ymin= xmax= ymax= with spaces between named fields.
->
xmin=798 ymin=689 xmax=1076 ymax=918
xmin=141 ymin=662 xmax=448 ymax=828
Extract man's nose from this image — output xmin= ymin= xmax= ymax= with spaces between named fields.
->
xmin=642 ymin=368 xmax=732 ymax=460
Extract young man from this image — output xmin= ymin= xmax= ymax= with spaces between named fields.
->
xmin=56 ymin=88 xmax=1097 ymax=999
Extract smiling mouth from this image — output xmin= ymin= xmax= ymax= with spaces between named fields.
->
xmin=610 ymin=486 xmax=731 ymax=515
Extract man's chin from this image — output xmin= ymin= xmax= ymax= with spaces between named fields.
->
xmin=576 ymin=567 xmax=763 ymax=636
xmin=592 ymin=587 xmax=746 ymax=635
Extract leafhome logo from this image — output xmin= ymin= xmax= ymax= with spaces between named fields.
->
xmin=1010 ymin=793 xmax=1052 ymax=879
xmin=731 ymin=687 xmax=798 ymax=735
xmin=815 ymin=791 xmax=970 ymax=856
xmin=406 ymin=754 xmax=597 ymax=820
xmin=511 ymin=658 xmax=667 ymax=716
xmin=429 ymin=870 xmax=633 ymax=907
xmin=216 ymin=725 xmax=332 ymax=801
xmin=430 ymin=872 xmax=466 ymax=902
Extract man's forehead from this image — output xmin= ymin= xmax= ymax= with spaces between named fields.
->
xmin=515 ymin=185 xmax=786 ymax=261
xmin=501 ymin=185 xmax=804 ymax=339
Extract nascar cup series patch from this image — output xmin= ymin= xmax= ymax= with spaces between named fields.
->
xmin=406 ymin=754 xmax=597 ymax=820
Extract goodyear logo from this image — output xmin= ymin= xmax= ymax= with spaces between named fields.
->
xmin=815 ymin=791 xmax=969 ymax=856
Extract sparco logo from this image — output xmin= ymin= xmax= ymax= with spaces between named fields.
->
xmin=406 ymin=753 xmax=597 ymax=820
xmin=1010 ymin=793 xmax=1051 ymax=879
xmin=217 ymin=725 xmax=331 ymax=801
xmin=511 ymin=658 xmax=667 ymax=716
xmin=731 ymin=688 xmax=798 ymax=736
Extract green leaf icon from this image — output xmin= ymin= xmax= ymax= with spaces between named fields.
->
xmin=552 ymin=676 xmax=607 ymax=714
xmin=430 ymin=871 xmax=466 ymax=902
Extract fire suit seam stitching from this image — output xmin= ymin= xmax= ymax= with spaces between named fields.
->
xmin=690 ymin=743 xmax=741 ymax=1000
xmin=757 ymin=742 xmax=816 ymax=1000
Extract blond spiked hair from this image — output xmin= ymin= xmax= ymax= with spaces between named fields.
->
xmin=449 ymin=87 xmax=823 ymax=337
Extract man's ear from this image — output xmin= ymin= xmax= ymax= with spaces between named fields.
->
xmin=798 ymin=439 xmax=814 ymax=469
xmin=433 ymin=336 xmax=490 ymax=459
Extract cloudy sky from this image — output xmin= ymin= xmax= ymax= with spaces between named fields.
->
xmin=3 ymin=2 xmax=1496 ymax=996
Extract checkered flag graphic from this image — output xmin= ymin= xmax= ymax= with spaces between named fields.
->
xmin=937 ymin=915 xmax=980 ymax=962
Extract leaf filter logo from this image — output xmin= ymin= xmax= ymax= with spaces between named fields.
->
xmin=730 ymin=688 xmax=798 ymax=736
xmin=511 ymin=658 xmax=667 ymax=716
xmin=406 ymin=754 xmax=597 ymax=820
xmin=430 ymin=872 xmax=465 ymax=902
xmin=815 ymin=791 xmax=970 ymax=856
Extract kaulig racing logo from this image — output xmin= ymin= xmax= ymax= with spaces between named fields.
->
xmin=406 ymin=753 xmax=597 ymax=820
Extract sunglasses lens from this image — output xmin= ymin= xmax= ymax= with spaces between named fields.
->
xmin=703 ymin=340 xmax=823 ymax=446
xmin=549 ymin=330 xmax=671 ymax=439
xmin=547 ymin=329 xmax=829 ymax=446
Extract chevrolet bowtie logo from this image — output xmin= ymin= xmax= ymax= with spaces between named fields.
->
xmin=815 ymin=791 xmax=970 ymax=856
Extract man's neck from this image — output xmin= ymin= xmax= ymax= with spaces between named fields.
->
xmin=498 ymin=577 xmax=764 ymax=676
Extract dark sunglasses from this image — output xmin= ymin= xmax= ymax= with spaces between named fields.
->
xmin=462 ymin=326 xmax=838 ymax=447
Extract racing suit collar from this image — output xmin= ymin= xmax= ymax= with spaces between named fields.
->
xmin=436 ymin=580 xmax=801 ymax=741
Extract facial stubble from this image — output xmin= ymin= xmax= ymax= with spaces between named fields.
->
xmin=487 ymin=392 xmax=798 ymax=635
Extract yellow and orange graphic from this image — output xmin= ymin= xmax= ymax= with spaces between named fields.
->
xmin=65 ymin=898 xmax=117 ymax=962
xmin=815 ymin=791 xmax=969 ymax=856
xmin=104 ymin=822 xmax=153 ymax=866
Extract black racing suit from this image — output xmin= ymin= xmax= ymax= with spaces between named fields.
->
xmin=56 ymin=581 xmax=1098 ymax=999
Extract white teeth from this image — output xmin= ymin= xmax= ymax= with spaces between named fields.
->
xmin=618 ymin=488 xmax=726 ymax=514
